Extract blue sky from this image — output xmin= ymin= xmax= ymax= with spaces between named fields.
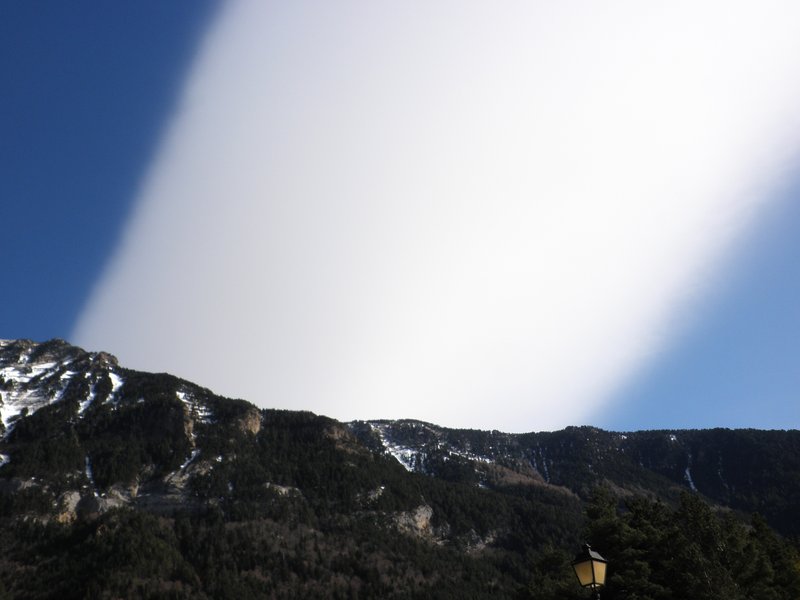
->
xmin=599 ymin=188 xmax=800 ymax=431
xmin=0 ymin=1 xmax=219 ymax=341
xmin=2 ymin=2 xmax=799 ymax=432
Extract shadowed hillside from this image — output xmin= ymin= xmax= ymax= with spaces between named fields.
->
xmin=1 ymin=339 xmax=798 ymax=598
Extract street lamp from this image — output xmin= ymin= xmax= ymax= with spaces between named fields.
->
xmin=571 ymin=543 xmax=608 ymax=599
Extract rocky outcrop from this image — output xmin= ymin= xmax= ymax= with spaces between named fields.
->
xmin=238 ymin=407 xmax=262 ymax=435
xmin=394 ymin=504 xmax=435 ymax=539
xmin=55 ymin=490 xmax=81 ymax=523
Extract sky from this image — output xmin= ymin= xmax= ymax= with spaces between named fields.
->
xmin=3 ymin=1 xmax=800 ymax=433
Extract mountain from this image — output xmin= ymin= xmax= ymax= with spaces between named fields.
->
xmin=350 ymin=419 xmax=800 ymax=539
xmin=0 ymin=338 xmax=798 ymax=599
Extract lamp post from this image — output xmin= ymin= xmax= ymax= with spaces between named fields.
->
xmin=571 ymin=543 xmax=608 ymax=600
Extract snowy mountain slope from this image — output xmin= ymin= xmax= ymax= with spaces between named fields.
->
xmin=349 ymin=418 xmax=800 ymax=538
xmin=1 ymin=339 xmax=799 ymax=598
xmin=0 ymin=338 xmax=119 ymax=434
xmin=0 ymin=338 xmax=262 ymax=520
xmin=1 ymin=338 xmax=799 ymax=539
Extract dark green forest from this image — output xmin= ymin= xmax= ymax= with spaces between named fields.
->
xmin=2 ymin=406 xmax=799 ymax=598
xmin=1 ymin=340 xmax=799 ymax=598
xmin=1 ymin=485 xmax=798 ymax=598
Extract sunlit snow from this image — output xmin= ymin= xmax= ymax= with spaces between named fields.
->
xmin=85 ymin=455 xmax=98 ymax=497
xmin=684 ymin=466 xmax=698 ymax=492
xmin=180 ymin=448 xmax=201 ymax=471
xmin=0 ymin=359 xmax=68 ymax=432
xmin=176 ymin=389 xmax=213 ymax=423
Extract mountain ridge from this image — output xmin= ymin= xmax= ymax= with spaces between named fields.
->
xmin=1 ymin=338 xmax=798 ymax=598
xmin=2 ymin=338 xmax=799 ymax=534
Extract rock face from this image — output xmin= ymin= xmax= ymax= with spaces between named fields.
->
xmin=55 ymin=490 xmax=81 ymax=523
xmin=394 ymin=504 xmax=435 ymax=538
xmin=348 ymin=419 xmax=800 ymax=539
xmin=238 ymin=407 xmax=262 ymax=435
xmin=0 ymin=339 xmax=231 ymax=521
xmin=1 ymin=338 xmax=800 ymax=544
xmin=0 ymin=339 xmax=121 ymax=437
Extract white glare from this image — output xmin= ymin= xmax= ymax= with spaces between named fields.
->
xmin=75 ymin=1 xmax=800 ymax=432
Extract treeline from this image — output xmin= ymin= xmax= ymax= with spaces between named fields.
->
xmin=0 ymin=508 xmax=515 ymax=599
xmin=2 ymin=352 xmax=799 ymax=598
xmin=2 ymin=488 xmax=798 ymax=598
xmin=525 ymin=489 xmax=800 ymax=600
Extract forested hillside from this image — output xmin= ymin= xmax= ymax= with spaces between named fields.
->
xmin=0 ymin=339 xmax=798 ymax=598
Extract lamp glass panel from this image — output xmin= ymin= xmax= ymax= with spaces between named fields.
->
xmin=593 ymin=561 xmax=607 ymax=586
xmin=573 ymin=561 xmax=594 ymax=587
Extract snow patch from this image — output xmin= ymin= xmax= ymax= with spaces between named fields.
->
xmin=0 ymin=453 xmax=9 ymax=468
xmin=0 ymin=361 xmax=57 ymax=384
xmin=368 ymin=422 xmax=494 ymax=472
xmin=537 ymin=448 xmax=551 ymax=482
xmin=51 ymin=370 xmax=77 ymax=403
xmin=0 ymin=359 xmax=76 ymax=433
xmin=684 ymin=467 xmax=697 ymax=492
xmin=180 ymin=449 xmax=201 ymax=470
xmin=684 ymin=453 xmax=697 ymax=492
xmin=78 ymin=386 xmax=96 ymax=415
xmin=717 ymin=455 xmax=730 ymax=492
xmin=370 ymin=423 xmax=420 ymax=471
xmin=109 ymin=372 xmax=124 ymax=395
xmin=99 ymin=371 xmax=125 ymax=407
xmin=177 ymin=389 xmax=213 ymax=423
xmin=78 ymin=371 xmax=104 ymax=416
xmin=85 ymin=455 xmax=98 ymax=496
xmin=448 ymin=446 xmax=494 ymax=464
xmin=0 ymin=345 xmax=120 ymax=433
